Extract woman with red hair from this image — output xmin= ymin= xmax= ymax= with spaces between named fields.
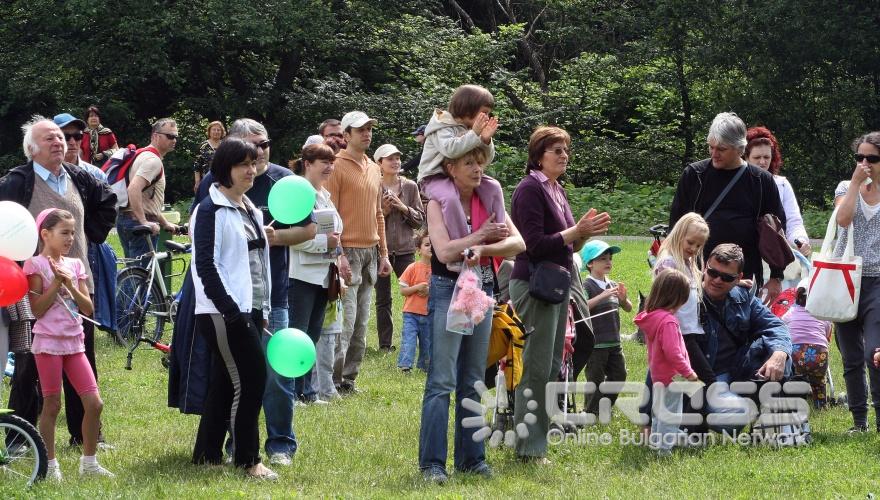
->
xmin=744 ymin=126 xmax=811 ymax=256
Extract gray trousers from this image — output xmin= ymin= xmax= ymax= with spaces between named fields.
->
xmin=334 ymin=247 xmax=378 ymax=384
xmin=510 ymin=278 xmax=570 ymax=458
xmin=835 ymin=276 xmax=880 ymax=427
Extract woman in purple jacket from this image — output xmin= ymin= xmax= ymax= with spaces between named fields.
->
xmin=509 ymin=126 xmax=611 ymax=463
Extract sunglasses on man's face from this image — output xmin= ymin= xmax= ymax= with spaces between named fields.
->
xmin=64 ymin=132 xmax=83 ymax=142
xmin=157 ymin=132 xmax=178 ymax=140
xmin=255 ymin=139 xmax=271 ymax=150
xmin=706 ymin=265 xmax=738 ymax=283
xmin=855 ymin=153 xmax=880 ymax=164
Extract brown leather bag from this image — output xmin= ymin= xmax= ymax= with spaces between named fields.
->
xmin=327 ymin=263 xmax=342 ymax=302
xmin=757 ymin=213 xmax=795 ymax=270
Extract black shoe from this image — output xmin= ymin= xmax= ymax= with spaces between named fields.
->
xmin=338 ymin=380 xmax=363 ymax=395
xmin=846 ymin=424 xmax=868 ymax=435
xmin=460 ymin=462 xmax=493 ymax=478
xmin=379 ymin=345 xmax=396 ymax=353
xmin=422 ymin=466 xmax=448 ymax=484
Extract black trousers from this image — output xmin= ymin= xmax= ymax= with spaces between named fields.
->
xmin=193 ymin=310 xmax=266 ymax=468
xmin=374 ymin=253 xmax=414 ymax=348
xmin=583 ymin=345 xmax=627 ymax=414
xmin=64 ymin=319 xmax=99 ymax=443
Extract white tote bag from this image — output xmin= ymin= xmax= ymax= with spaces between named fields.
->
xmin=805 ymin=207 xmax=862 ymax=322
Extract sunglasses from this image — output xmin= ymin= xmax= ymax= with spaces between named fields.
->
xmin=855 ymin=154 xmax=880 ymax=164
xmin=706 ymin=265 xmax=738 ymax=283
xmin=157 ymin=132 xmax=178 ymax=140
xmin=545 ymin=147 xmax=571 ymax=156
xmin=64 ymin=132 xmax=83 ymax=141
xmin=255 ymin=139 xmax=271 ymax=150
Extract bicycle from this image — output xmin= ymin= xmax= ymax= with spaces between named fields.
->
xmin=0 ymin=406 xmax=47 ymax=486
xmin=114 ymin=224 xmax=190 ymax=368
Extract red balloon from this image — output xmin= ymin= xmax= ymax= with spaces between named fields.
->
xmin=0 ymin=256 xmax=28 ymax=307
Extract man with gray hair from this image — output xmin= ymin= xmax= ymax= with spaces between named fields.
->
xmin=190 ymin=118 xmax=316 ymax=466
xmin=116 ymin=117 xmax=180 ymax=259
xmin=669 ymin=112 xmax=787 ymax=303
xmin=0 ymin=115 xmax=116 ymax=447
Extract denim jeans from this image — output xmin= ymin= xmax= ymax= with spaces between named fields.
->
xmin=289 ymin=278 xmax=328 ymax=400
xmin=261 ymin=307 xmax=299 ymax=457
xmin=315 ymin=329 xmax=339 ymax=399
xmin=418 ymin=275 xmax=493 ymax=472
xmin=398 ymin=312 xmax=431 ymax=371
xmin=116 ymin=212 xmax=158 ymax=260
xmin=650 ymin=384 xmax=683 ymax=451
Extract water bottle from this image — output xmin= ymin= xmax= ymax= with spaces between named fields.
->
xmin=4 ymin=352 xmax=14 ymax=378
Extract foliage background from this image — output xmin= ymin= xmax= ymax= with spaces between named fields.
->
xmin=1 ymin=0 xmax=876 ymax=227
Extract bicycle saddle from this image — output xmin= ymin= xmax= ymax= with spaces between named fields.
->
xmin=131 ymin=224 xmax=155 ymax=237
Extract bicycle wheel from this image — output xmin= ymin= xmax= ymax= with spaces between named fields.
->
xmin=0 ymin=413 xmax=48 ymax=486
xmin=115 ymin=267 xmax=169 ymax=348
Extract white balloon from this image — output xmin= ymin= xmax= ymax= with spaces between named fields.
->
xmin=0 ymin=201 xmax=38 ymax=261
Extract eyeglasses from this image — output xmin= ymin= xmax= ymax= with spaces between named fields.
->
xmin=64 ymin=132 xmax=83 ymax=142
xmin=326 ymin=133 xmax=343 ymax=139
xmin=157 ymin=132 xmax=178 ymax=140
xmin=855 ymin=154 xmax=880 ymax=164
xmin=545 ymin=147 xmax=571 ymax=156
xmin=706 ymin=265 xmax=738 ymax=283
xmin=255 ymin=139 xmax=271 ymax=150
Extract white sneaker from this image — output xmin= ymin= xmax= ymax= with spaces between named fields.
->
xmin=311 ymin=398 xmax=330 ymax=405
xmin=268 ymin=453 xmax=292 ymax=466
xmin=46 ymin=463 xmax=63 ymax=482
xmin=79 ymin=461 xmax=115 ymax=477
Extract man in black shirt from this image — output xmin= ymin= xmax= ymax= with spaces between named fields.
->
xmin=669 ymin=112 xmax=787 ymax=304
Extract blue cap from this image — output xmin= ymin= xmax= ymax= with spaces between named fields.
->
xmin=53 ymin=113 xmax=86 ymax=130
xmin=580 ymin=240 xmax=621 ymax=265
xmin=412 ymin=125 xmax=427 ymax=136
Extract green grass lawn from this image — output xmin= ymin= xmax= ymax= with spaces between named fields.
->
xmin=4 ymin=238 xmax=879 ymax=498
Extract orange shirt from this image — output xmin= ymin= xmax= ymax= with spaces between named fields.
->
xmin=400 ymin=261 xmax=431 ymax=315
xmin=326 ymin=149 xmax=388 ymax=256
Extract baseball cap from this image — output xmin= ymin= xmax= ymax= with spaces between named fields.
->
xmin=412 ymin=125 xmax=427 ymax=136
xmin=303 ymin=134 xmax=324 ymax=148
xmin=53 ymin=113 xmax=86 ymax=130
xmin=340 ymin=111 xmax=377 ymax=130
xmin=373 ymin=144 xmax=402 ymax=162
xmin=580 ymin=240 xmax=621 ymax=264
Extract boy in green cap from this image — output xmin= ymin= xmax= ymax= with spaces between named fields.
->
xmin=580 ymin=240 xmax=632 ymax=416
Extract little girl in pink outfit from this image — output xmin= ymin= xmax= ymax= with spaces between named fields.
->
xmin=24 ymin=208 xmax=113 ymax=480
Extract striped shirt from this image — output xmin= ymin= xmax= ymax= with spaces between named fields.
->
xmin=327 ymin=150 xmax=388 ymax=256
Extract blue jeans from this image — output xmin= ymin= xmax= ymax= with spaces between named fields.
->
xmin=262 ymin=307 xmax=299 ymax=456
xmin=651 ymin=384 xmax=684 ymax=451
xmin=289 ymin=278 xmax=328 ymax=400
xmin=418 ymin=275 xmax=493 ymax=472
xmin=398 ymin=312 xmax=431 ymax=371
xmin=116 ymin=212 xmax=158 ymax=260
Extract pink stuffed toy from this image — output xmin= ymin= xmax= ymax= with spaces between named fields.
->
xmin=450 ymin=267 xmax=495 ymax=324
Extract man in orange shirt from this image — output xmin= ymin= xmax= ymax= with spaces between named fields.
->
xmin=327 ymin=111 xmax=392 ymax=393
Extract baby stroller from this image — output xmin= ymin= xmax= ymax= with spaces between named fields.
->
xmin=768 ymin=251 xmax=847 ymax=409
xmin=485 ymin=302 xmax=528 ymax=440
xmin=632 ymin=224 xmax=668 ymax=345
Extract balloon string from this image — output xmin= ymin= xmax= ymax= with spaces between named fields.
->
xmin=28 ymin=289 xmax=101 ymax=326
xmin=263 ymin=328 xmax=274 ymax=337
xmin=267 ymin=219 xmax=276 ymax=227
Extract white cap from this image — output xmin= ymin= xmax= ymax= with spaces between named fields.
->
xmin=341 ymin=111 xmax=378 ymax=130
xmin=303 ymin=134 xmax=324 ymax=148
xmin=373 ymin=144 xmax=401 ymax=162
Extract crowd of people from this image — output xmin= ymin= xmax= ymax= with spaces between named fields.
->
xmin=1 ymin=93 xmax=879 ymax=483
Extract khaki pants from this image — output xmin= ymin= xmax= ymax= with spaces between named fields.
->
xmin=334 ymin=247 xmax=378 ymax=384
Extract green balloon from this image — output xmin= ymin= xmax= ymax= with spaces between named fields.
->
xmin=267 ymin=176 xmax=317 ymax=224
xmin=266 ymin=328 xmax=316 ymax=378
